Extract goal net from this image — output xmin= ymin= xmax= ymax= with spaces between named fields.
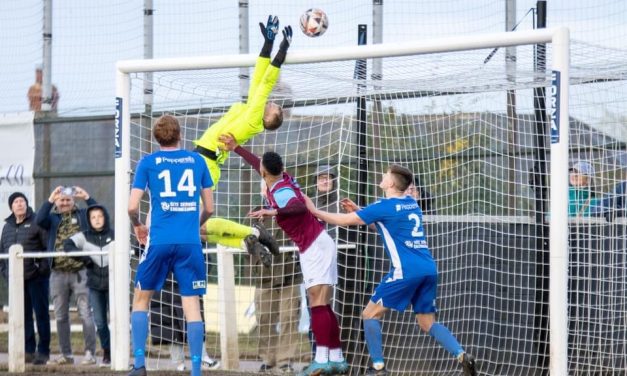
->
xmin=114 ymin=28 xmax=627 ymax=375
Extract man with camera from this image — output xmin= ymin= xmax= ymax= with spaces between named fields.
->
xmin=36 ymin=185 xmax=98 ymax=366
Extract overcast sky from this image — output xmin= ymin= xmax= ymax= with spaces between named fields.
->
xmin=0 ymin=0 xmax=625 ymax=128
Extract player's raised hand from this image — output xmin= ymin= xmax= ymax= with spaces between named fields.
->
xmin=279 ymin=25 xmax=293 ymax=51
xmin=248 ymin=208 xmax=277 ymax=219
xmin=48 ymin=186 xmax=63 ymax=203
xmin=340 ymin=198 xmax=360 ymax=213
xmin=259 ymin=15 xmax=279 ymax=42
xmin=218 ymin=133 xmax=238 ymax=151
xmin=271 ymin=25 xmax=292 ymax=67
xmin=72 ymin=186 xmax=90 ymax=200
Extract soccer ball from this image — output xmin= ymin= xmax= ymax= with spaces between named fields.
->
xmin=300 ymin=8 xmax=329 ymax=37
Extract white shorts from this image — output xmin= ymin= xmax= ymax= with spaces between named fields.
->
xmin=300 ymin=231 xmax=338 ymax=290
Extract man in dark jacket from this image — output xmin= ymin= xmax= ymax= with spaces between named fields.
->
xmin=64 ymin=204 xmax=112 ymax=367
xmin=245 ymin=182 xmax=304 ymax=373
xmin=36 ymin=185 xmax=97 ymax=365
xmin=0 ymin=192 xmax=50 ymax=365
xmin=313 ymin=165 xmax=338 ymax=238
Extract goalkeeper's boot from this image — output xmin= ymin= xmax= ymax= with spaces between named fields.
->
xmin=128 ymin=366 xmax=147 ymax=376
xmin=459 ymin=353 xmax=477 ymax=376
xmin=244 ymin=234 xmax=272 ymax=267
xmin=364 ymin=366 xmax=388 ymax=375
xmin=253 ymin=223 xmax=280 ymax=255
xmin=329 ymin=359 xmax=349 ymax=374
xmin=297 ymin=361 xmax=332 ymax=376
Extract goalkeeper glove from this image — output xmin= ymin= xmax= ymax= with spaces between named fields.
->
xmin=259 ymin=15 xmax=279 ymax=57
xmin=271 ymin=26 xmax=292 ymax=67
xmin=259 ymin=15 xmax=279 ymax=42
xmin=279 ymin=25 xmax=292 ymax=52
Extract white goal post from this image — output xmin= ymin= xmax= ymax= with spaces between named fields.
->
xmin=113 ymin=27 xmax=570 ymax=374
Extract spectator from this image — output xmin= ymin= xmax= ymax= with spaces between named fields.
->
xmin=0 ymin=192 xmax=50 ymax=365
xmin=36 ymin=185 xmax=97 ymax=365
xmin=63 ymin=204 xmax=112 ymax=367
xmin=313 ymin=165 xmax=338 ymax=213
xmin=149 ymin=276 xmax=220 ymax=371
xmin=27 ymin=65 xmax=59 ymax=113
xmin=406 ymin=175 xmax=435 ymax=214
xmin=247 ymin=182 xmax=304 ymax=374
xmin=590 ymin=179 xmax=627 ymax=221
xmin=308 ymin=165 xmax=340 ymax=359
xmin=568 ymin=161 xmax=596 ymax=217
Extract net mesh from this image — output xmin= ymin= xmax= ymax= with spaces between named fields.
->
xmin=125 ymin=39 xmax=627 ymax=375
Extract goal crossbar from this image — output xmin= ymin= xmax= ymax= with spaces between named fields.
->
xmin=116 ymin=28 xmax=561 ymax=73
xmin=113 ymin=27 xmax=570 ymax=374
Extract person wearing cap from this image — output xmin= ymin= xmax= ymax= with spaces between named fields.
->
xmin=27 ymin=65 xmax=59 ymax=113
xmin=0 ymin=192 xmax=51 ymax=365
xmin=569 ymin=161 xmax=597 ymax=217
xmin=589 ymin=177 xmax=627 ymax=221
xmin=314 ymin=165 xmax=337 ymax=210
xmin=248 ymin=181 xmax=304 ymax=374
xmin=313 ymin=165 xmax=339 ymax=239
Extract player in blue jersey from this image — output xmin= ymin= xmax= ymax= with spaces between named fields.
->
xmin=127 ymin=115 xmax=214 ymax=376
xmin=305 ymin=165 xmax=476 ymax=376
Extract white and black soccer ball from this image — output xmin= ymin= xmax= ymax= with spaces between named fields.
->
xmin=299 ymin=8 xmax=329 ymax=38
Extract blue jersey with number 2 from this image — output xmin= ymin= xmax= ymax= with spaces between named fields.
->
xmin=132 ymin=150 xmax=213 ymax=245
xmin=357 ymin=196 xmax=436 ymax=280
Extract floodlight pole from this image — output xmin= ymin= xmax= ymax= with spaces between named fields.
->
xmin=144 ymin=0 xmax=154 ymax=113
xmin=239 ymin=0 xmax=250 ymax=100
xmin=42 ymin=0 xmax=53 ymax=112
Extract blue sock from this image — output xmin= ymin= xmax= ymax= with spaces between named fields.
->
xmin=428 ymin=323 xmax=464 ymax=357
xmin=363 ymin=319 xmax=384 ymax=364
xmin=131 ymin=311 xmax=148 ymax=368
xmin=187 ymin=321 xmax=204 ymax=376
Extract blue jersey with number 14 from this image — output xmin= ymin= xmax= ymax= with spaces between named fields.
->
xmin=132 ymin=149 xmax=213 ymax=245
xmin=356 ymin=196 xmax=436 ymax=280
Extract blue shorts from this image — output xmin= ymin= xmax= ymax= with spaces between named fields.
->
xmin=371 ymin=272 xmax=438 ymax=314
xmin=135 ymin=243 xmax=206 ymax=296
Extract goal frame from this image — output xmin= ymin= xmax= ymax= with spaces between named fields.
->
xmin=113 ymin=27 xmax=570 ymax=374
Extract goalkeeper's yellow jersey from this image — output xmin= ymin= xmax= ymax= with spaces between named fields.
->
xmin=194 ymin=57 xmax=280 ymax=172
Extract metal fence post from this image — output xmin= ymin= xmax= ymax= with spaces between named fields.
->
xmin=8 ymin=244 xmax=25 ymax=373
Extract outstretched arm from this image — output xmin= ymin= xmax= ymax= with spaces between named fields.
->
xmin=219 ymin=133 xmax=261 ymax=173
xmin=259 ymin=15 xmax=278 ymax=58
xmin=314 ymin=209 xmax=365 ymax=226
xmin=249 ymin=197 xmax=307 ymax=219
xmin=304 ymin=195 xmax=366 ymax=226
xmin=271 ymin=26 xmax=292 ymax=68
xmin=248 ymin=16 xmax=280 ymax=101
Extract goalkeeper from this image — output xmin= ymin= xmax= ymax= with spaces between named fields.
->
xmin=194 ymin=16 xmax=292 ymax=254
